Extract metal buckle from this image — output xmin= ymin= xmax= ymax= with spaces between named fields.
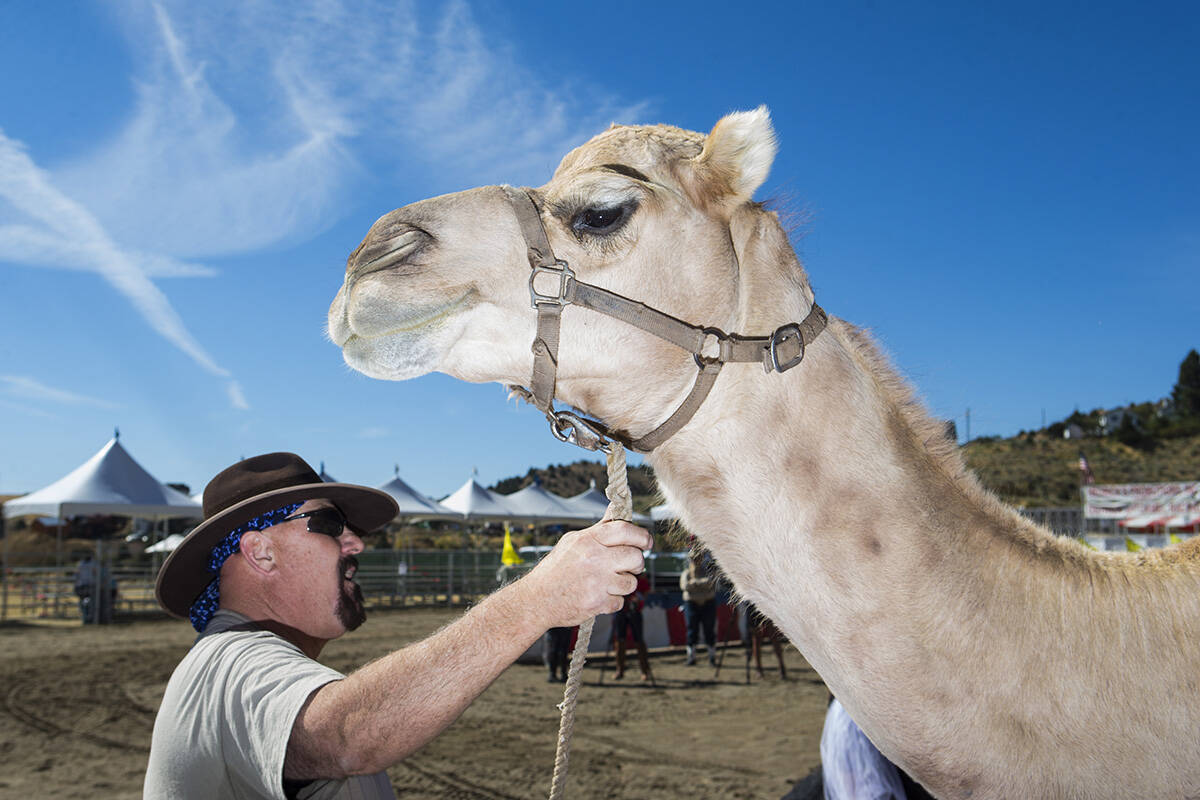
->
xmin=767 ymin=323 xmax=804 ymax=373
xmin=529 ymin=261 xmax=575 ymax=308
xmin=693 ymin=327 xmax=728 ymax=369
xmin=549 ymin=410 xmax=611 ymax=453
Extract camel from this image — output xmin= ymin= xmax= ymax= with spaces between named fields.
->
xmin=327 ymin=107 xmax=1200 ymax=799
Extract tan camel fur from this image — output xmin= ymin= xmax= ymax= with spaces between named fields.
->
xmin=328 ymin=108 xmax=1200 ymax=799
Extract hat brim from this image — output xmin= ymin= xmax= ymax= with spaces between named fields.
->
xmin=155 ymin=482 xmax=398 ymax=620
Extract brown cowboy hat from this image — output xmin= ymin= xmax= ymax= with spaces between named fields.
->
xmin=155 ymin=452 xmax=398 ymax=619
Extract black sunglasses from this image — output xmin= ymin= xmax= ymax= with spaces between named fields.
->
xmin=281 ymin=506 xmax=351 ymax=537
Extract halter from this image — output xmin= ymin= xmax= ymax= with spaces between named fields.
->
xmin=502 ymin=185 xmax=827 ymax=454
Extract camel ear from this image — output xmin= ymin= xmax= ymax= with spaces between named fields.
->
xmin=693 ymin=106 xmax=777 ymax=205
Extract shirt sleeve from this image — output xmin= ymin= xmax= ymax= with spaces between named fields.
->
xmin=213 ymin=632 xmax=345 ymax=800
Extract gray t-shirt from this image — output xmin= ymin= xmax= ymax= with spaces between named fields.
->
xmin=144 ymin=610 xmax=395 ymax=799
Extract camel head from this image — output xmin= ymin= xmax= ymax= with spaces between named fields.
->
xmin=329 ymin=107 xmax=811 ymax=442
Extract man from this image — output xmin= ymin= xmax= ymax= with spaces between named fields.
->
xmin=74 ymin=553 xmax=97 ymax=623
xmin=679 ymin=550 xmax=718 ymax=666
xmin=611 ymin=570 xmax=652 ymax=681
xmin=145 ymin=452 xmax=651 ymax=799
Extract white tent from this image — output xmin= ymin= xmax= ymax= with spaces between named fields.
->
xmin=3 ymin=436 xmax=201 ymax=520
xmin=562 ymin=480 xmax=652 ymax=524
xmin=439 ymin=476 xmax=515 ymax=520
xmin=562 ymin=481 xmax=612 ymax=521
xmin=145 ymin=533 xmax=186 ymax=553
xmin=498 ymin=481 xmax=585 ymax=523
xmin=376 ymin=469 xmax=457 ymax=521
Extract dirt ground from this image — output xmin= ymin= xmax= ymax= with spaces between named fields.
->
xmin=0 ymin=607 xmax=829 ymax=800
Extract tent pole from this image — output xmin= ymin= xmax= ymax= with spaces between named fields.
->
xmin=56 ymin=503 xmax=64 ymax=617
xmin=93 ymin=538 xmax=103 ymax=625
xmin=1 ymin=510 xmax=8 ymax=622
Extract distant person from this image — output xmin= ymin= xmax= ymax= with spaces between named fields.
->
xmin=544 ymin=626 xmax=572 ymax=682
xmin=680 ymin=550 xmax=717 ymax=666
xmin=74 ymin=554 xmax=97 ymax=624
xmin=145 ymin=452 xmax=651 ymax=799
xmin=743 ymin=602 xmax=787 ymax=680
xmin=612 ymin=571 xmax=653 ymax=681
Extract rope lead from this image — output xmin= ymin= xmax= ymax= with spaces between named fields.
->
xmin=548 ymin=442 xmax=632 ymax=800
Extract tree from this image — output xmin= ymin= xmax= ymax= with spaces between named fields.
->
xmin=1115 ymin=415 xmax=1154 ymax=451
xmin=1173 ymin=349 xmax=1200 ymax=419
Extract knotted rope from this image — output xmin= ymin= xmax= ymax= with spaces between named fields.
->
xmin=548 ymin=441 xmax=632 ymax=800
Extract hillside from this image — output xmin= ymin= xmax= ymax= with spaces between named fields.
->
xmin=492 ymin=433 xmax=1200 ymax=514
xmin=964 ymin=431 xmax=1200 ymax=507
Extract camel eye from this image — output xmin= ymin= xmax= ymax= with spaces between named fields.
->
xmin=571 ymin=203 xmax=632 ymax=235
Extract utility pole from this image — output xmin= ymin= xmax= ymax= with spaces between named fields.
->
xmin=965 ymin=408 xmax=971 ymax=444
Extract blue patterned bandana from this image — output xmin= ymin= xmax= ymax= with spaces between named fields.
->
xmin=188 ymin=502 xmax=303 ymax=632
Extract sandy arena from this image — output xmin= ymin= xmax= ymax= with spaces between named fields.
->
xmin=0 ymin=607 xmax=829 ymax=799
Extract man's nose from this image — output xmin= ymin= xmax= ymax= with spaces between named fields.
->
xmin=340 ymin=531 xmax=365 ymax=555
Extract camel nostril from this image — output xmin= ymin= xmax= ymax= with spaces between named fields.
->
xmin=348 ymin=228 xmax=431 ymax=280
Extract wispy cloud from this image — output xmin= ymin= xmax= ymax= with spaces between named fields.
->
xmin=357 ymin=427 xmax=390 ymax=440
xmin=84 ymin=0 xmax=650 ymax=235
xmin=0 ymin=375 xmax=119 ymax=409
xmin=0 ymin=133 xmax=237 ymax=392
xmin=0 ymin=397 xmax=58 ymax=420
xmin=226 ymin=381 xmax=249 ymax=412
xmin=0 ymin=223 xmax=215 ymax=277
xmin=52 ymin=2 xmax=357 ymax=258
xmin=0 ymin=0 xmax=648 ymax=412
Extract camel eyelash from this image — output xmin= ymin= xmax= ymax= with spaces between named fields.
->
xmin=570 ymin=201 xmax=636 ymax=235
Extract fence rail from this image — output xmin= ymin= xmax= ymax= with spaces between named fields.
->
xmin=2 ymin=547 xmax=690 ymax=623
xmin=2 ymin=549 xmax=511 ymax=623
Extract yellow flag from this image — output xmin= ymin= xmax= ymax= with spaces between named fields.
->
xmin=1170 ymin=533 xmax=1182 ymax=545
xmin=1125 ymin=536 xmax=1142 ymax=552
xmin=501 ymin=523 xmax=524 ymax=565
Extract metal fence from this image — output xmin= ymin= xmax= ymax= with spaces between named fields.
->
xmin=1 ymin=547 xmax=692 ymax=623
xmin=1 ymin=549 xmax=507 ymax=623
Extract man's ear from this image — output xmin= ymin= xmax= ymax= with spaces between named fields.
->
xmin=238 ymin=531 xmax=276 ymax=576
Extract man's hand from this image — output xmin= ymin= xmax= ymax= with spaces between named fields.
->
xmin=519 ymin=520 xmax=653 ymax=628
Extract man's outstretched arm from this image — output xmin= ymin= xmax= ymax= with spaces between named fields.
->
xmin=284 ymin=519 xmax=652 ymax=780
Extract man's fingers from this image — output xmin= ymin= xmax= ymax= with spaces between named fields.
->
xmin=589 ymin=520 xmax=654 ymax=550
xmin=610 ymin=572 xmax=638 ymax=597
xmin=614 ymin=545 xmax=646 ymax=576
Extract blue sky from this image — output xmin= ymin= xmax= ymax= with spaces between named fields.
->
xmin=1 ymin=1 xmax=1196 ymax=499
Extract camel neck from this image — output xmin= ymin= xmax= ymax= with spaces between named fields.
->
xmin=648 ymin=316 xmax=1081 ymax=696
xmin=647 ymin=313 xmax=1200 ymax=794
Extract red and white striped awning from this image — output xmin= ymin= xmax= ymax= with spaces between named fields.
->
xmin=1119 ymin=512 xmax=1200 ymax=530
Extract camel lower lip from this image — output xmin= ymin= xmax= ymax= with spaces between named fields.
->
xmin=345 ymin=290 xmax=476 ymax=342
